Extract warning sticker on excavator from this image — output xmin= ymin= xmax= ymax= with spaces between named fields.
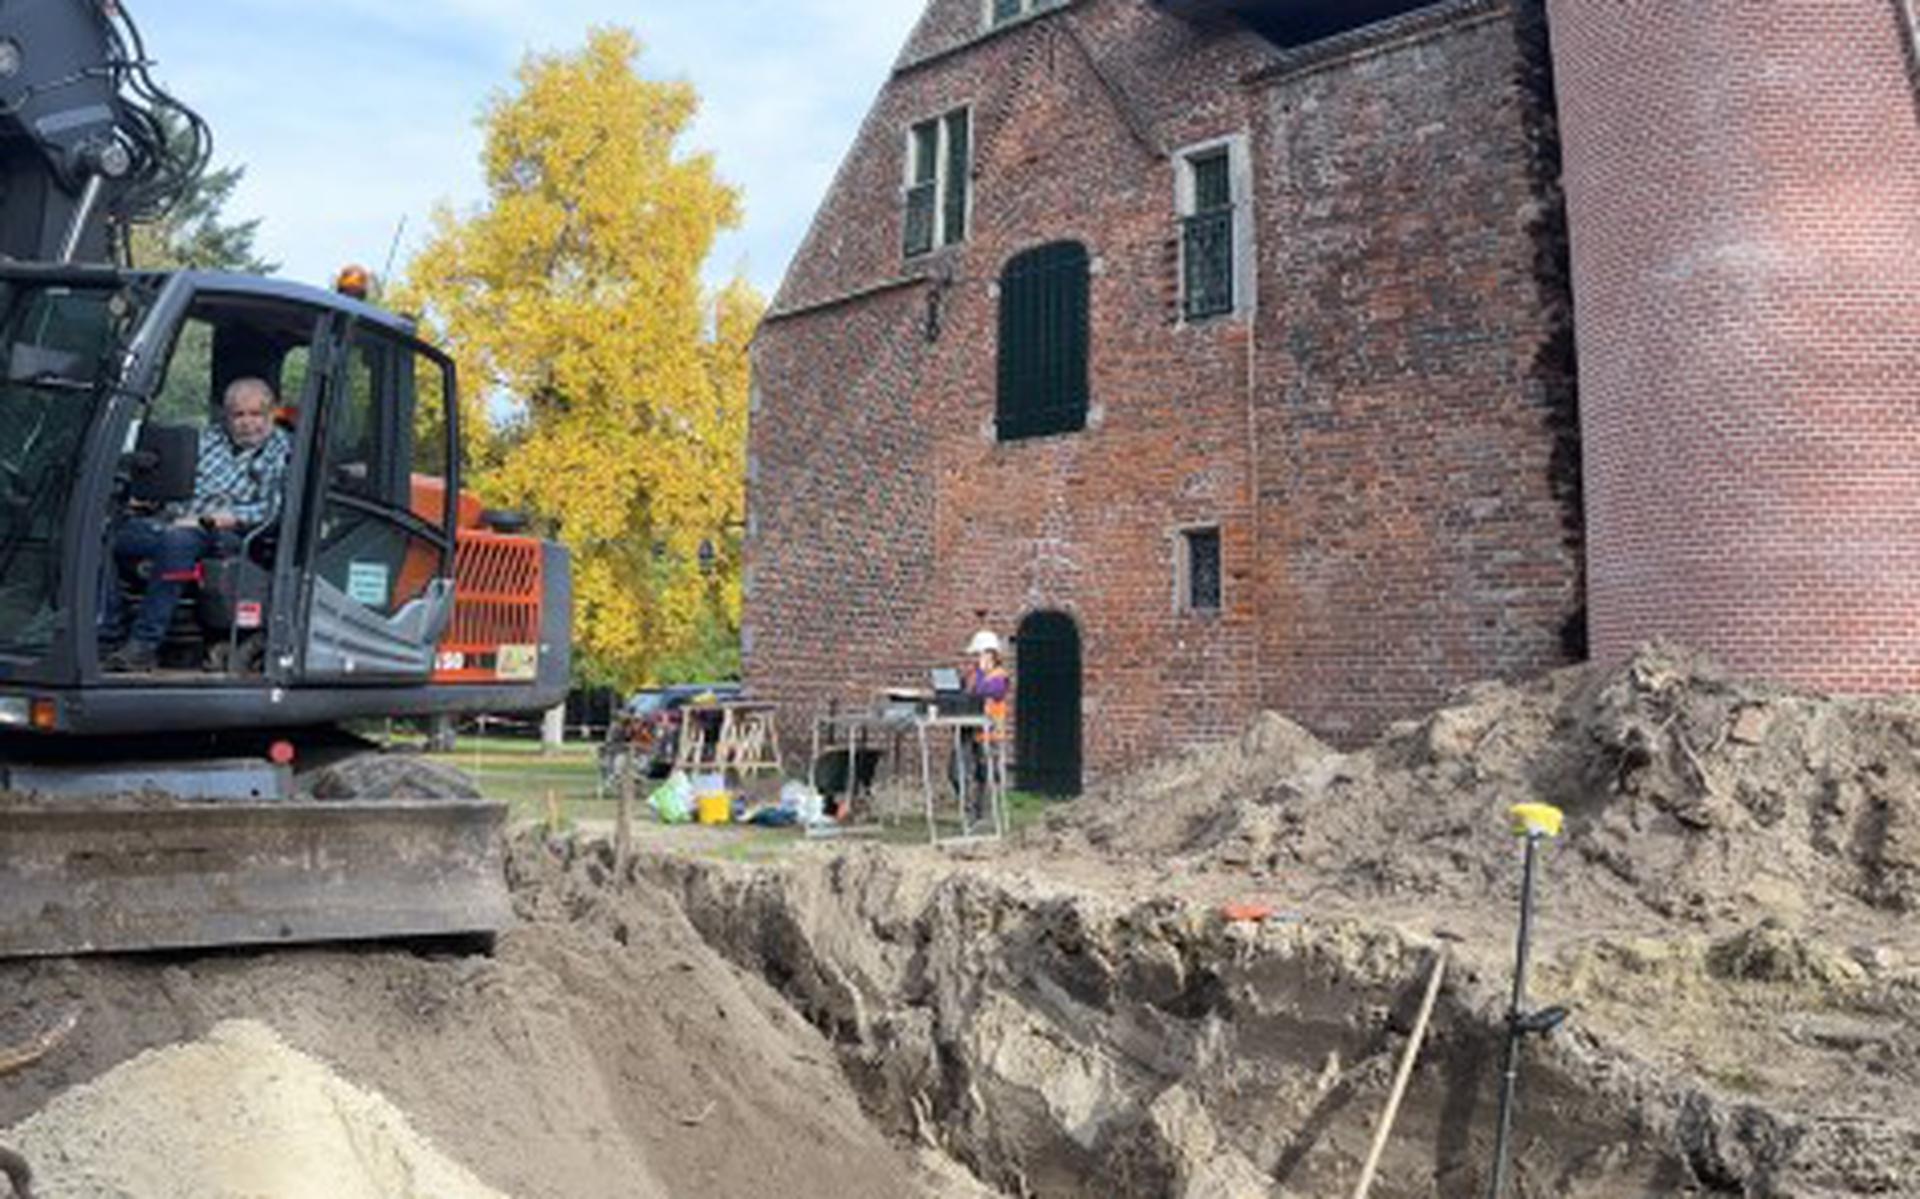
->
xmin=496 ymin=644 xmax=538 ymax=680
xmin=347 ymin=562 xmax=389 ymax=606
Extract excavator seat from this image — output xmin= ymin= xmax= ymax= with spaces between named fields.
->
xmin=108 ymin=523 xmax=276 ymax=673
xmin=193 ymin=531 xmax=275 ymax=673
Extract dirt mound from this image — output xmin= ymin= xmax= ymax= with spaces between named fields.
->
xmin=7 ymin=642 xmax=1919 ymax=1198
xmin=0 ymin=835 xmax=940 ymax=1199
xmin=1048 ymin=642 xmax=1920 ymax=927
xmin=10 ymin=1019 xmax=506 ymax=1198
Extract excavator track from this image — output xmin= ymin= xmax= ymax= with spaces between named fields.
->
xmin=0 ymin=752 xmax=512 ymax=958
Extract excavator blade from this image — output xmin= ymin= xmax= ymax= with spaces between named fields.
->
xmin=0 ymin=800 xmax=511 ymax=958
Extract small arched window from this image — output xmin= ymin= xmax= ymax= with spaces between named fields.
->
xmin=996 ymin=241 xmax=1089 ymax=441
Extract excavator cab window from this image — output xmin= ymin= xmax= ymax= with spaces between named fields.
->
xmin=0 ymin=281 xmax=133 ymax=664
xmin=296 ymin=323 xmax=457 ymax=680
xmin=151 ymin=316 xmax=213 ymax=427
xmin=150 ymin=299 xmax=323 ymax=435
xmin=307 ymin=330 xmax=450 ymax=614
xmin=101 ymin=294 xmax=328 ymax=674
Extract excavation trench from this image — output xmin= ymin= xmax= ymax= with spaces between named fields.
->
xmin=5 ymin=647 xmax=1919 ymax=1196
xmin=643 ymin=845 xmax=1693 ymax=1198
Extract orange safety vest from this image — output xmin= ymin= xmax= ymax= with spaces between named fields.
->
xmin=968 ymin=664 xmax=1011 ymax=741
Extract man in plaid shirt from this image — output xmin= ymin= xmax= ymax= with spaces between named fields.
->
xmin=102 ymin=376 xmax=291 ymax=671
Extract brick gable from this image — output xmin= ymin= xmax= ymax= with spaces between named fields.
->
xmin=750 ymin=0 xmax=1583 ymax=778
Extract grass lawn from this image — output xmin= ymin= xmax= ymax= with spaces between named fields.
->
xmin=394 ymin=733 xmax=1060 ymax=857
xmin=377 ymin=733 xmax=618 ymax=825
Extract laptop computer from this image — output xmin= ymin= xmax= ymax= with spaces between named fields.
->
xmin=930 ymin=667 xmax=983 ymax=716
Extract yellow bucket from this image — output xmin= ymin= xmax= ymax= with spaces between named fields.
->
xmin=696 ymin=792 xmax=731 ymax=825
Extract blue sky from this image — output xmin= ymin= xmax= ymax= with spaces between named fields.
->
xmin=134 ymin=2 xmax=924 ymax=298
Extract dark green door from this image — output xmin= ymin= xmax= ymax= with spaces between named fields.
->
xmin=1015 ymin=610 xmax=1082 ymax=795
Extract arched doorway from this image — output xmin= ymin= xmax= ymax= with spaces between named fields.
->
xmin=1015 ymin=610 xmax=1082 ymax=796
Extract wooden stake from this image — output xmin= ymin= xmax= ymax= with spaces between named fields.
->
xmin=616 ymin=764 xmax=635 ymax=875
xmin=1351 ymin=951 xmax=1447 ymax=1199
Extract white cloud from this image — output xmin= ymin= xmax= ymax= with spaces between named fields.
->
xmin=130 ymin=1 xmax=922 ymax=297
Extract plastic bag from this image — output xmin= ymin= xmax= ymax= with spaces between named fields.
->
xmin=649 ymin=770 xmax=695 ymax=824
xmin=776 ymin=779 xmax=826 ymax=825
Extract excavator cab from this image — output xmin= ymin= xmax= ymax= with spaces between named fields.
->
xmin=0 ymin=264 xmax=570 ymax=720
xmin=98 ymin=280 xmax=459 ymax=684
xmin=0 ymin=264 xmax=573 ymax=957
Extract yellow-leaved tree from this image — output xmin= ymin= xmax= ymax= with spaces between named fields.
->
xmin=400 ymin=27 xmax=761 ymax=686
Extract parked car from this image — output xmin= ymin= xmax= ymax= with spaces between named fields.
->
xmin=599 ymin=682 xmax=743 ymax=785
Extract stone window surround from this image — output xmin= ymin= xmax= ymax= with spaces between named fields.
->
xmin=1174 ymin=523 xmax=1224 ymax=614
xmin=984 ymin=0 xmax=1069 ymax=34
xmin=902 ymin=105 xmax=973 ymax=257
xmin=1172 ymin=132 xmax=1255 ymax=324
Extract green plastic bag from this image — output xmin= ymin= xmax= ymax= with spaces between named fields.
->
xmin=649 ymin=771 xmax=694 ymax=824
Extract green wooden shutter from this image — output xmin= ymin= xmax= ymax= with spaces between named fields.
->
xmin=997 ymin=241 xmax=1089 ymax=441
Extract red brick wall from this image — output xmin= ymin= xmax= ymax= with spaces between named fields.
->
xmin=1550 ymin=0 xmax=1920 ymax=690
xmin=749 ymin=0 xmax=1583 ymax=774
xmin=1247 ymin=2 xmax=1583 ymax=744
xmin=745 ymin=287 xmax=939 ymax=745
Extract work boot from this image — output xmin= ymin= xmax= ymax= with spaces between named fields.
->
xmin=104 ymin=639 xmax=160 ymax=672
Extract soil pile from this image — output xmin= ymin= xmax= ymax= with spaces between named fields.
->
xmin=8 ymin=1019 xmax=505 ymax=1198
xmin=1050 ymin=642 xmax=1920 ymax=927
xmin=631 ymin=644 xmax=1920 ymax=1197
xmin=0 ymin=838 xmax=942 ymax=1199
xmin=5 ymin=642 xmax=1918 ymax=1198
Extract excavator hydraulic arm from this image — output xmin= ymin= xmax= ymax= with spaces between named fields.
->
xmin=0 ymin=0 xmax=206 ymax=264
xmin=0 ymin=5 xmax=542 ymax=961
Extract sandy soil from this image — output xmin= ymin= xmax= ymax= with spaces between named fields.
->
xmin=0 ymin=844 xmax=936 ymax=1199
xmin=11 ymin=1019 xmax=507 ymax=1198
xmin=4 ymin=643 xmax=1918 ymax=1197
xmin=644 ymin=643 xmax=1920 ymax=1195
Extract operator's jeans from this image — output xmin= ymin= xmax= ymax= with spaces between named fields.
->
xmin=100 ymin=518 xmax=214 ymax=647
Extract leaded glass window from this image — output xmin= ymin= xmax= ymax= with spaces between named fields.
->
xmin=903 ymin=109 xmax=969 ymax=258
xmin=1183 ymin=149 xmax=1234 ymax=319
xmin=1183 ymin=527 xmax=1222 ymax=612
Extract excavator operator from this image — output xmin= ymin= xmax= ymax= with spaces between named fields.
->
xmin=100 ymin=376 xmax=291 ymax=672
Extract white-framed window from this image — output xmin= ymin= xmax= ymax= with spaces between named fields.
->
xmin=1175 ymin=134 xmax=1253 ymax=321
xmin=904 ymin=107 xmax=971 ymax=258
xmin=1177 ymin=525 xmax=1223 ymax=613
xmin=987 ymin=0 xmax=1066 ymax=29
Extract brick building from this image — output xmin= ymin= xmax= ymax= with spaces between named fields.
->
xmin=1552 ymin=0 xmax=1920 ymax=690
xmin=745 ymin=0 xmax=1920 ymax=789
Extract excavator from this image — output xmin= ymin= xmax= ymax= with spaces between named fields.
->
xmin=0 ymin=1 xmax=572 ymax=957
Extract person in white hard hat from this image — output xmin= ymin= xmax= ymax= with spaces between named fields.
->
xmin=952 ymin=629 xmax=1010 ymax=822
